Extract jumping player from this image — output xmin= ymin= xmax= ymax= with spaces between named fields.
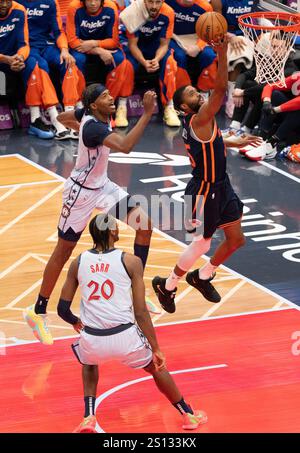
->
xmin=58 ymin=213 xmax=207 ymax=432
xmin=152 ymin=38 xmax=247 ymax=313
xmin=24 ymin=85 xmax=156 ymax=345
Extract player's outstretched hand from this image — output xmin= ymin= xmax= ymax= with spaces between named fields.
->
xmin=234 ymin=134 xmax=264 ymax=148
xmin=143 ymin=91 xmax=157 ymax=116
xmin=153 ymin=349 xmax=166 ymax=371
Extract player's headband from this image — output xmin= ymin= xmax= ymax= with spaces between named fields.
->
xmin=85 ymin=84 xmax=107 ymax=106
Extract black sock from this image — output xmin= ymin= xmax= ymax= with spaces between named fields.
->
xmin=34 ymin=295 xmax=49 ymax=314
xmin=134 ymin=244 xmax=149 ymax=269
xmin=173 ymin=398 xmax=193 ymax=415
xmin=84 ymin=396 xmax=96 ymax=417
xmin=267 ymin=135 xmax=279 ymax=148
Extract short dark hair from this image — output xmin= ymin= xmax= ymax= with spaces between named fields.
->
xmin=173 ymin=85 xmax=188 ymax=113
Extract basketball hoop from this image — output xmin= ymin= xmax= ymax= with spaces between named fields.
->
xmin=238 ymin=12 xmax=300 ymax=87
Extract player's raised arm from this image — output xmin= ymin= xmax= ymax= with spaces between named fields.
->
xmin=193 ymin=37 xmax=228 ymax=126
xmin=103 ymin=91 xmax=157 ymax=154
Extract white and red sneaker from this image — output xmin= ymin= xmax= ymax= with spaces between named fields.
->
xmin=245 ymin=142 xmax=277 ymax=161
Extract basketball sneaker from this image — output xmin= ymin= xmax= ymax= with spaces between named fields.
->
xmin=152 ymin=277 xmax=177 ymax=313
xmin=145 ymin=296 xmax=162 ymax=315
xmin=186 ymin=270 xmax=221 ymax=303
xmin=73 ymin=415 xmax=97 ymax=433
xmin=163 ymin=106 xmax=181 ymax=127
xmin=245 ymin=141 xmax=277 ymax=161
xmin=182 ymin=410 xmax=208 ymax=430
xmin=23 ymin=305 xmax=53 ymax=345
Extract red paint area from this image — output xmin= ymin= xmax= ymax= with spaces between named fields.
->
xmin=1 ymin=309 xmax=300 ymax=432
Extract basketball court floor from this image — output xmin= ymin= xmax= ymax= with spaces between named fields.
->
xmin=0 ymin=112 xmax=300 ymax=432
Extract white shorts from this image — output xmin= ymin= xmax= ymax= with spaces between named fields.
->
xmin=58 ymin=178 xmax=130 ymax=242
xmin=228 ymin=36 xmax=254 ymax=72
xmin=72 ymin=324 xmax=153 ymax=368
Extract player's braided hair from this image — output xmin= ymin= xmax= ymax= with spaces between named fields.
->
xmin=89 ymin=214 xmax=116 ymax=251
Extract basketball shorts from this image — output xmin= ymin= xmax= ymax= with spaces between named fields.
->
xmin=72 ymin=324 xmax=153 ymax=368
xmin=58 ymin=177 xmax=136 ymax=242
xmin=184 ymin=174 xmax=244 ymax=238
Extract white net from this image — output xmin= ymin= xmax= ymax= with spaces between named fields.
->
xmin=239 ymin=13 xmax=300 ymax=87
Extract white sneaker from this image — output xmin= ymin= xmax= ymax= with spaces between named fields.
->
xmin=115 ymin=105 xmax=128 ymax=128
xmin=245 ymin=142 xmax=277 ymax=161
xmin=239 ymin=144 xmax=257 ymax=155
xmin=163 ymin=106 xmax=181 ymax=127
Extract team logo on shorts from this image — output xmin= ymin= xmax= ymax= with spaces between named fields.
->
xmin=61 ymin=204 xmax=71 ymax=219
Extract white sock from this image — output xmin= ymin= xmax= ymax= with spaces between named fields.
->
xmin=64 ymin=105 xmax=74 ymax=112
xmin=118 ymin=97 xmax=127 ymax=108
xmin=230 ymin=120 xmax=241 ymax=130
xmin=199 ymin=261 xmax=217 ymax=280
xmin=165 ymin=271 xmax=181 ymax=291
xmin=29 ymin=106 xmax=41 ymax=123
xmin=166 ymin=100 xmax=174 ymax=108
xmin=47 ymin=106 xmax=67 ymax=133
xmin=76 ymin=101 xmax=83 ymax=109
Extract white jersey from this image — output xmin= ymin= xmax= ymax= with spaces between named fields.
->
xmin=77 ymin=248 xmax=134 ymax=329
xmin=69 ymin=114 xmax=112 ymax=189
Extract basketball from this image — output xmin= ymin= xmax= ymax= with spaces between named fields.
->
xmin=196 ymin=12 xmax=228 ymax=44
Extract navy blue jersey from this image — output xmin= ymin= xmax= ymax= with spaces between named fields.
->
xmin=221 ymin=0 xmax=257 ymax=35
xmin=182 ymin=114 xmax=226 ymax=182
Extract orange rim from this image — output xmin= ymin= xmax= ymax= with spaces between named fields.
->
xmin=238 ymin=11 xmax=300 ymax=32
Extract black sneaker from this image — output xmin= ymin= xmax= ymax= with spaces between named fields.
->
xmin=152 ymin=276 xmax=177 ymax=313
xmin=28 ymin=117 xmax=54 ymax=139
xmin=55 ymin=129 xmax=73 ymax=140
xmin=186 ymin=270 xmax=221 ymax=303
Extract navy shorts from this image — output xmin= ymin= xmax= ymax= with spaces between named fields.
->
xmin=184 ymin=174 xmax=244 ymax=238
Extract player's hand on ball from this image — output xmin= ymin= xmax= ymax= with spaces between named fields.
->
xmin=211 ymin=35 xmax=228 ymax=55
xmin=143 ymin=91 xmax=157 ymax=115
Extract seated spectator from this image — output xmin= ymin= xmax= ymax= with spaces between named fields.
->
xmin=226 ymin=52 xmax=298 ymax=136
xmin=67 ymin=0 xmax=128 ymax=127
xmin=18 ymin=0 xmax=84 ymax=139
xmin=166 ymin=0 xmax=217 ymax=93
xmin=0 ymin=0 xmax=61 ymax=139
xmin=120 ymin=0 xmax=180 ymax=127
xmin=245 ymin=71 xmax=300 ymax=161
xmin=211 ymin=0 xmax=257 ymax=118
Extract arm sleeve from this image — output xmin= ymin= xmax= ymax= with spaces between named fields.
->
xmin=74 ymin=108 xmax=85 ymax=122
xmin=66 ymin=4 xmax=82 ymax=49
xmin=51 ymin=0 xmax=69 ymax=50
xmin=279 ymin=96 xmax=300 ymax=113
xmin=98 ymin=4 xmax=119 ymax=49
xmin=82 ymin=121 xmax=113 ymax=148
xmin=16 ymin=9 xmax=30 ymax=61
xmin=262 ymin=75 xmax=297 ymax=99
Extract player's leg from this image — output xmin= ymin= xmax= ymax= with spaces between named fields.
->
xmin=195 ymin=44 xmax=217 ymax=92
xmin=144 ymin=360 xmax=207 ymax=429
xmin=115 ymin=52 xmax=137 ymax=128
xmin=20 ymin=56 xmax=55 ymax=139
xmin=152 ymin=179 xmax=217 ymax=312
xmin=72 ymin=364 xmax=99 ymax=433
xmin=169 ymin=39 xmax=191 ymax=89
xmin=24 ymin=182 xmax=97 ymax=344
xmin=159 ymin=50 xmax=181 ymax=127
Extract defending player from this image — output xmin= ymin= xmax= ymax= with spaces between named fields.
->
xmin=58 ymin=213 xmax=208 ymax=432
xmin=24 ymin=85 xmax=156 ymax=344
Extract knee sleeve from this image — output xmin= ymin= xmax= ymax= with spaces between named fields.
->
xmin=177 ymin=236 xmax=212 ymax=272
